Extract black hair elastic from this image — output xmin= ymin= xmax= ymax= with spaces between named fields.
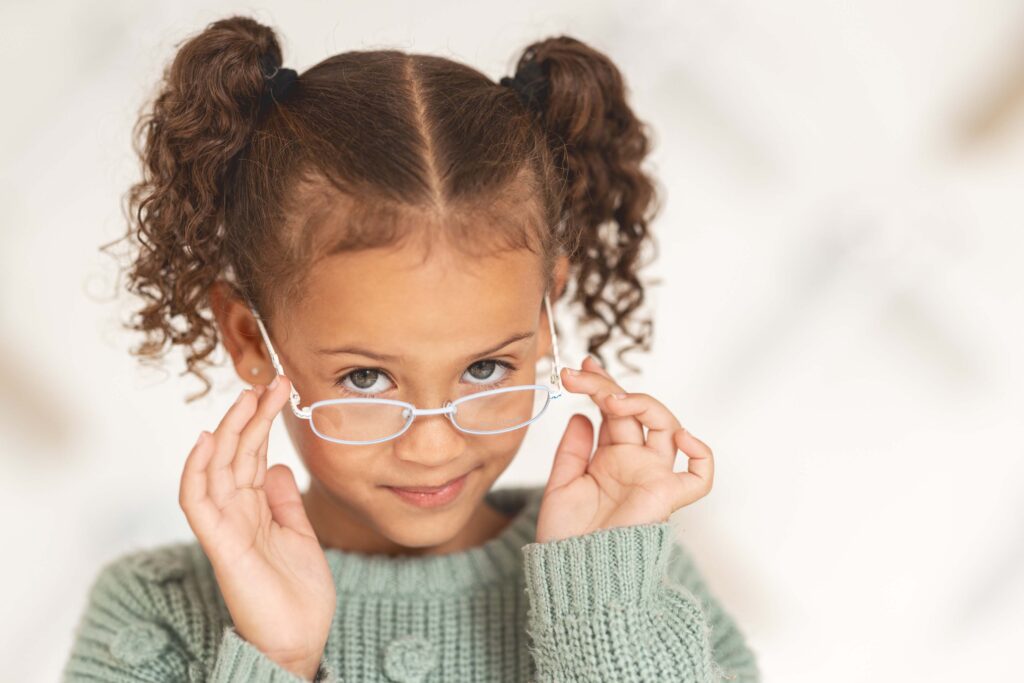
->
xmin=258 ymin=52 xmax=298 ymax=111
xmin=500 ymin=60 xmax=548 ymax=112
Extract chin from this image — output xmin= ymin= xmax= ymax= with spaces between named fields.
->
xmin=387 ymin=526 xmax=457 ymax=550
xmin=378 ymin=511 xmax=464 ymax=549
xmin=375 ymin=486 xmax=478 ymax=549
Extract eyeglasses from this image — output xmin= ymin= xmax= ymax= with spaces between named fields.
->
xmin=247 ymin=292 xmax=565 ymax=445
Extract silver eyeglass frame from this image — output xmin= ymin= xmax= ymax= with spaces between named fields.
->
xmin=246 ymin=291 xmax=565 ymax=445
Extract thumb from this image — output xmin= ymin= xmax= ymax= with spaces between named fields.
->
xmin=264 ymin=464 xmax=316 ymax=538
xmin=545 ymin=413 xmax=594 ymax=494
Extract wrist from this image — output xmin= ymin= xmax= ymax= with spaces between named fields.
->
xmin=274 ymin=652 xmax=324 ymax=681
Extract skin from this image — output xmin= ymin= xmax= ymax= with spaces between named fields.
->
xmin=182 ymin=237 xmax=714 ymax=680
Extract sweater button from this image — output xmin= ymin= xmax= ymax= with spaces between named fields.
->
xmin=187 ymin=661 xmax=207 ymax=682
xmin=129 ymin=552 xmax=188 ymax=583
xmin=109 ymin=622 xmax=169 ymax=665
xmin=382 ymin=634 xmax=438 ymax=683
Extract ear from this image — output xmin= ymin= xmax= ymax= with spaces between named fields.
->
xmin=536 ymin=254 xmax=570 ymax=360
xmin=209 ymin=280 xmax=272 ymax=385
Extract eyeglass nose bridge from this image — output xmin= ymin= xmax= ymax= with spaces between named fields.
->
xmin=395 ymin=399 xmax=459 ymax=437
xmin=406 ymin=401 xmax=456 ymax=418
xmin=401 ymin=397 xmax=458 ymax=423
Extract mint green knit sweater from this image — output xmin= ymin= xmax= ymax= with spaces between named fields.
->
xmin=62 ymin=484 xmax=759 ymax=682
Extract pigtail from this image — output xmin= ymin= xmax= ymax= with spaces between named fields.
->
xmin=507 ymin=37 xmax=662 ymax=374
xmin=100 ymin=16 xmax=286 ymax=401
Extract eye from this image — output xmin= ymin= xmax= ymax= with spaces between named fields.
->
xmin=464 ymin=359 xmax=517 ymax=386
xmin=334 ymin=368 xmax=394 ymax=395
xmin=332 ymin=359 xmax=518 ymax=397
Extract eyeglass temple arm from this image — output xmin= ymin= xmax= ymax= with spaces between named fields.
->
xmin=249 ymin=306 xmax=312 ymax=420
xmin=544 ymin=293 xmax=564 ymax=398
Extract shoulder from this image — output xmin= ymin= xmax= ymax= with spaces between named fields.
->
xmin=63 ymin=539 xmax=226 ymax=680
xmin=663 ymin=529 xmax=760 ymax=677
xmin=93 ymin=539 xmax=206 ymax=584
xmin=662 ymin=530 xmax=728 ymax=613
xmin=92 ymin=537 xmax=227 ymax=625
xmin=86 ymin=538 xmax=221 ymax=610
xmin=662 ymin=531 xmax=746 ymax=619
xmin=663 ymin=531 xmax=704 ymax=594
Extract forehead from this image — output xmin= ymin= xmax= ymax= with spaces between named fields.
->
xmin=292 ymin=242 xmax=545 ymax=357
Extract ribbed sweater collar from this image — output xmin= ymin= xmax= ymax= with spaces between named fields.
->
xmin=324 ymin=484 xmax=543 ymax=596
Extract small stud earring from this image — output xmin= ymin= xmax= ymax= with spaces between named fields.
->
xmin=250 ymin=367 xmax=260 ymax=376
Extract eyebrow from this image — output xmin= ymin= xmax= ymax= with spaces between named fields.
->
xmin=315 ymin=330 xmax=536 ymax=362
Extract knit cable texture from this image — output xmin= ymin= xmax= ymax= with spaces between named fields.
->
xmin=61 ymin=485 xmax=759 ymax=682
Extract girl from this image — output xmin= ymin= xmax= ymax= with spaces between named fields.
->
xmin=64 ymin=14 xmax=759 ymax=683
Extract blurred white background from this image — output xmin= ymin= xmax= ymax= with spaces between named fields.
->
xmin=2 ymin=1 xmax=1022 ymax=681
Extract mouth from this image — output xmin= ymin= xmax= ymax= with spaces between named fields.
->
xmin=385 ymin=467 xmax=478 ymax=508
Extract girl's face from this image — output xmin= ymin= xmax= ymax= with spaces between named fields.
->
xmin=216 ymin=239 xmax=565 ymax=555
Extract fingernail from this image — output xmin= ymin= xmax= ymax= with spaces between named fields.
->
xmin=234 ymin=389 xmax=247 ymax=405
xmin=611 ymin=392 xmax=626 ymax=399
xmin=268 ymin=375 xmax=281 ymax=390
xmin=194 ymin=431 xmax=206 ymax=447
xmin=566 ymin=368 xmax=579 ymax=376
xmin=588 ymin=354 xmax=603 ymax=368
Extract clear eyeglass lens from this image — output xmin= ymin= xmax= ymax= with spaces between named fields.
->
xmin=453 ymin=387 xmax=550 ymax=433
xmin=309 ymin=387 xmax=550 ymax=443
xmin=310 ymin=401 xmax=410 ymax=443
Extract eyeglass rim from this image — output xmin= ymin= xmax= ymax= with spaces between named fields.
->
xmin=307 ymin=384 xmax=556 ymax=445
xmin=245 ymin=289 xmax=566 ymax=427
xmin=308 ymin=382 xmax=554 ymax=410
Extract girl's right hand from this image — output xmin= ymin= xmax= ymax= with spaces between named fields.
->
xmin=179 ymin=376 xmax=336 ymax=681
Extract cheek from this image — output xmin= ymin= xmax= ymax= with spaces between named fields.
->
xmin=472 ymin=428 xmax=527 ymax=470
xmin=282 ymin=412 xmax=375 ymax=485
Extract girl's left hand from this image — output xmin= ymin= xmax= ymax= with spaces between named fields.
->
xmin=535 ymin=355 xmax=714 ymax=544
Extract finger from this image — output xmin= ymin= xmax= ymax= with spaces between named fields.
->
xmin=560 ymin=362 xmax=645 ymax=445
xmin=232 ymin=377 xmax=291 ymax=488
xmin=231 ymin=383 xmax=268 ymax=488
xmin=178 ymin=431 xmax=221 ymax=537
xmin=545 ymin=413 xmax=594 ymax=494
xmin=603 ymin=391 xmax=682 ymax=460
xmin=254 ymin=426 xmax=269 ymax=489
xmin=205 ymin=388 xmax=254 ymax=501
xmin=671 ymin=428 xmax=714 ymax=507
xmin=247 ymin=385 xmax=268 ymax=485
xmin=264 ymin=464 xmax=317 ymax=538
xmin=581 ymin=355 xmax=614 ymax=447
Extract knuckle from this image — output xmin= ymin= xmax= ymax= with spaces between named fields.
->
xmin=236 ymin=444 xmax=258 ymax=462
xmin=251 ymin=406 xmax=276 ymax=429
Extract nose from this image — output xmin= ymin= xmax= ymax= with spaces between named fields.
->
xmin=392 ymin=407 xmax=467 ymax=468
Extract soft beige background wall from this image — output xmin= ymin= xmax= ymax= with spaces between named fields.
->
xmin=1 ymin=1 xmax=1022 ymax=681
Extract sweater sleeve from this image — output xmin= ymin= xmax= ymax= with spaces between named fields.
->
xmin=521 ymin=521 xmax=759 ymax=682
xmin=61 ymin=551 xmax=339 ymax=683
xmin=210 ymin=627 xmax=337 ymax=682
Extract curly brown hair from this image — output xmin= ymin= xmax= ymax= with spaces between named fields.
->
xmin=100 ymin=15 xmax=663 ymax=402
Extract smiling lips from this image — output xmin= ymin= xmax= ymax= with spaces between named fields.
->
xmin=386 ymin=469 xmax=474 ymax=508
xmin=393 ymin=481 xmax=456 ymax=493
xmin=389 ymin=467 xmax=476 ymax=492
